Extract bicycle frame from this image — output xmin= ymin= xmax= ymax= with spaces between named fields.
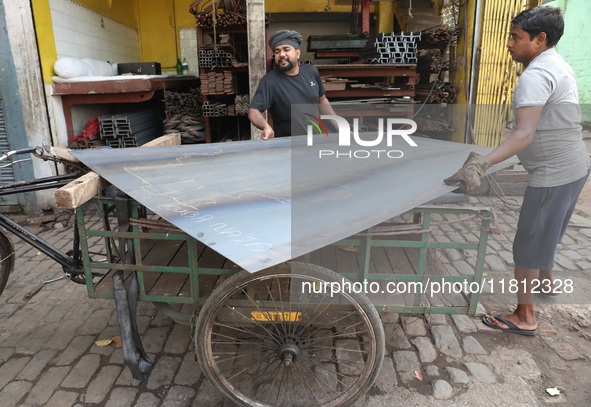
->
xmin=0 ymin=147 xmax=83 ymax=274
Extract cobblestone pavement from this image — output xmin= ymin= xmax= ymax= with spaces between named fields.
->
xmin=1 ymin=197 xmax=591 ymax=407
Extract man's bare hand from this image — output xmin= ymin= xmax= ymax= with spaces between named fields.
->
xmin=262 ymin=126 xmax=275 ymax=140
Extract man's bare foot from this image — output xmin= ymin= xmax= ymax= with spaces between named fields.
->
xmin=484 ymin=312 xmax=537 ymax=331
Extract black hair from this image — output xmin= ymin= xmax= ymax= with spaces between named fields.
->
xmin=511 ymin=6 xmax=564 ymax=47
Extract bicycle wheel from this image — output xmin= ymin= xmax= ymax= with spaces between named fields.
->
xmin=195 ymin=262 xmax=385 ymax=407
xmin=0 ymin=227 xmax=15 ymax=297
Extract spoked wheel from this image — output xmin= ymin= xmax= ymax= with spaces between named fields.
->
xmin=195 ymin=262 xmax=385 ymax=407
xmin=0 ymin=228 xmax=15 ymax=297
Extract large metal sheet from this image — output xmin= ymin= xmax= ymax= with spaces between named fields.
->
xmin=71 ymin=135 xmax=517 ymax=272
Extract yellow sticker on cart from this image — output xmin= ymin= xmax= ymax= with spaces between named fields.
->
xmin=251 ymin=312 xmax=301 ymax=322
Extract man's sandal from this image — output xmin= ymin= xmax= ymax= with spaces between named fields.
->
xmin=482 ymin=315 xmax=537 ymax=336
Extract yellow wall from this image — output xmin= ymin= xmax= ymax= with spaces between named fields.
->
xmin=73 ymin=0 xmax=138 ymax=28
xmin=31 ymin=0 xmax=58 ymax=82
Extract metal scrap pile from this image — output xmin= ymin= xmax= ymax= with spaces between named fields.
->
xmin=99 ymin=108 xmax=164 ymax=148
xmin=416 ymin=82 xmax=458 ymax=104
xmin=189 ymin=0 xmax=268 ymax=29
xmin=418 ymin=27 xmax=458 ymax=46
xmin=163 ymin=115 xmax=205 ymax=144
xmin=164 ymin=88 xmax=202 ymax=119
xmin=417 ymin=49 xmax=456 ymax=72
xmin=360 ymin=32 xmax=420 ymax=64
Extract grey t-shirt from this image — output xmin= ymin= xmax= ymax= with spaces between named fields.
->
xmin=512 ymin=48 xmax=591 ymax=187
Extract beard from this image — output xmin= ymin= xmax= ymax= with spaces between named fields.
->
xmin=276 ymin=57 xmax=295 ymax=73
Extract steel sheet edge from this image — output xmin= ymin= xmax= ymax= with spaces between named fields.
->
xmin=71 ymin=134 xmax=517 ymax=273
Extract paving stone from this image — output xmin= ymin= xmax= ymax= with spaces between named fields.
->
xmin=560 ymin=252 xmax=583 ymax=261
xmin=116 ymin=366 xmax=142 ymax=387
xmin=0 ymin=381 xmax=32 ymax=407
xmin=425 ymin=314 xmax=446 ymax=325
xmin=453 ymin=260 xmax=474 ymax=276
xmin=578 ymin=248 xmax=591 ymax=257
xmin=104 ymin=387 xmax=138 ymax=407
xmin=462 ymin=249 xmax=478 ymax=258
xmin=16 ymin=349 xmax=56 ymax=381
xmin=379 ymin=312 xmax=399 ymax=324
xmin=143 ymin=327 xmax=170 ymax=353
xmin=445 ymin=366 xmax=469 ymax=384
xmin=78 ymin=309 xmax=113 ymax=335
xmin=84 ymin=365 xmax=122 ymax=404
xmin=466 ymin=256 xmax=477 ymax=268
xmin=110 ymin=348 xmax=124 ymax=365
xmin=193 ymin=380 xmax=224 ymax=406
xmin=0 ymin=347 xmax=15 ymax=364
xmin=45 ymin=390 xmax=79 ymax=407
xmin=487 ymin=240 xmax=501 ymax=251
xmin=147 ymin=356 xmax=180 ymax=390
xmin=443 ymin=248 xmax=461 ymax=261
xmin=432 ymin=379 xmax=453 ymax=400
xmin=462 ymin=336 xmax=487 ymax=355
xmin=430 ymin=325 xmax=462 ymax=358
xmin=137 ymin=302 xmax=159 ymax=316
xmin=392 ymin=350 xmax=421 ymax=383
xmin=54 ymin=336 xmax=95 ymax=365
xmin=45 ymin=319 xmax=85 ymax=350
xmin=544 ymin=338 xmax=585 ymax=361
xmin=175 ymin=352 xmax=202 ymax=386
xmin=401 ymin=316 xmax=427 ymax=337
xmin=135 ymin=393 xmax=160 ymax=407
xmin=43 ymin=299 xmax=78 ymax=324
xmin=475 ymin=303 xmax=487 ymax=317
xmin=373 ymin=356 xmax=397 ymax=390
xmin=424 ymin=365 xmax=439 ymax=376
xmin=410 ymin=337 xmax=438 ymax=363
xmin=62 ymin=354 xmax=101 ymax=388
xmin=498 ymin=251 xmax=515 ymax=266
xmin=164 ymin=324 xmax=191 ymax=354
xmin=576 ymin=260 xmax=591 ymax=270
xmin=151 ymin=312 xmax=173 ymax=326
xmin=162 ymin=386 xmax=196 ymax=407
xmin=554 ymin=254 xmax=577 ymax=270
xmin=485 ymin=255 xmax=506 ymax=271
xmin=451 ymin=314 xmax=477 ymax=333
xmin=65 ymin=299 xmax=98 ymax=321
xmin=384 ymin=323 xmax=410 ymax=349
xmin=15 ymin=323 xmax=58 ymax=355
xmin=0 ymin=357 xmax=30 ymax=391
xmin=464 ymin=362 xmax=496 ymax=383
xmin=25 ymin=366 xmax=70 ymax=405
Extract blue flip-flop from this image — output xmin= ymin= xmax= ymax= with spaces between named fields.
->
xmin=482 ymin=315 xmax=537 ymax=336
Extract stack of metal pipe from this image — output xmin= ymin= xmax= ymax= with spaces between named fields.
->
xmin=98 ymin=108 xmax=163 ymax=148
xmin=359 ymin=32 xmax=421 ymax=64
xmin=199 ymin=50 xmax=233 ymax=69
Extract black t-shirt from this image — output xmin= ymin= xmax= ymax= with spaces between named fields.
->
xmin=250 ymin=64 xmax=326 ymax=137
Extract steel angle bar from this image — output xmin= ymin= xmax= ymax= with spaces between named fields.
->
xmin=72 ymin=135 xmax=517 ymax=273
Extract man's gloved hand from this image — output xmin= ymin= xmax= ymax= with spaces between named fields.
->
xmin=444 ymin=152 xmax=493 ymax=193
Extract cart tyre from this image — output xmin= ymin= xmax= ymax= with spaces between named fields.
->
xmin=0 ymin=227 xmax=15 ymax=297
xmin=195 ymin=261 xmax=385 ymax=407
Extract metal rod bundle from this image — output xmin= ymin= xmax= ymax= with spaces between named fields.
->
xmin=418 ymin=27 xmax=458 ymax=45
xmin=359 ymin=31 xmax=421 ymax=64
xmin=164 ymin=88 xmax=203 ymax=119
xmin=415 ymin=82 xmax=458 ymax=104
xmin=98 ymin=108 xmax=163 ymax=148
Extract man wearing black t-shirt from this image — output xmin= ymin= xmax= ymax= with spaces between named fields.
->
xmin=249 ymin=30 xmax=338 ymax=139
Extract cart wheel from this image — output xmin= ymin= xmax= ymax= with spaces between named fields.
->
xmin=195 ymin=262 xmax=385 ymax=407
xmin=0 ymin=227 xmax=15 ymax=297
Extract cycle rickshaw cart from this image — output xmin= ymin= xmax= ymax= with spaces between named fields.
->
xmin=67 ymin=136 xmax=502 ymax=407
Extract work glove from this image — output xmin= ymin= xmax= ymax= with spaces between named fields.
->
xmin=444 ymin=152 xmax=492 ymax=193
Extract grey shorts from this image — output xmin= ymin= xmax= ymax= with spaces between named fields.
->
xmin=513 ymin=171 xmax=590 ymax=270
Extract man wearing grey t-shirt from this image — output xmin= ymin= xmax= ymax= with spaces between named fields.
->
xmin=445 ymin=6 xmax=591 ymax=335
